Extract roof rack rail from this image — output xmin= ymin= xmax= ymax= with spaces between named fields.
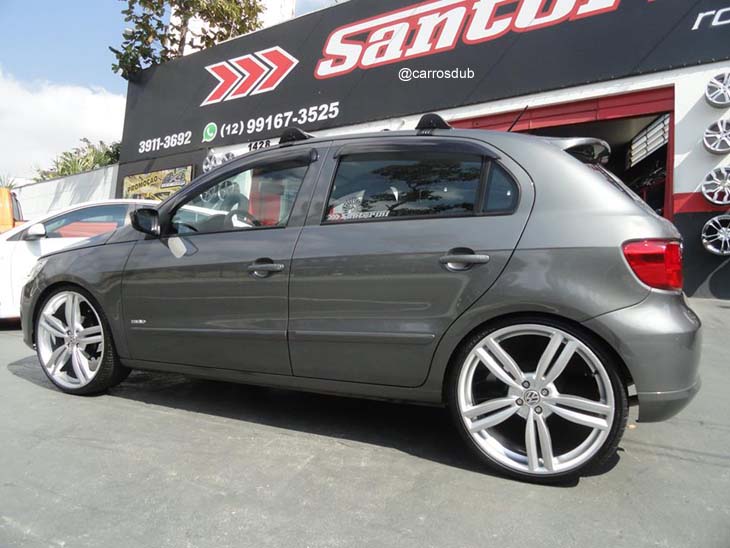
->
xmin=280 ymin=127 xmax=314 ymax=145
xmin=416 ymin=113 xmax=452 ymax=133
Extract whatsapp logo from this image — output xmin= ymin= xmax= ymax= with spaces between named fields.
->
xmin=202 ymin=122 xmax=218 ymax=143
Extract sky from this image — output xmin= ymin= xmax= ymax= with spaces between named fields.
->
xmin=0 ymin=0 xmax=335 ymax=180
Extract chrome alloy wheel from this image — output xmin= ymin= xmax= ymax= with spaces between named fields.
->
xmin=701 ymin=167 xmax=730 ymax=206
xmin=457 ymin=324 xmax=615 ymax=476
xmin=702 ymin=215 xmax=730 ymax=256
xmin=37 ymin=291 xmax=104 ymax=389
xmin=703 ymin=119 xmax=730 ymax=155
xmin=706 ymin=72 xmax=730 ymax=108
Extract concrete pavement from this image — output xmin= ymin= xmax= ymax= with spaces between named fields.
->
xmin=0 ymin=298 xmax=728 ymax=548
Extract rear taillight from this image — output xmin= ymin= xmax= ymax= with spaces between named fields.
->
xmin=622 ymin=240 xmax=683 ymax=291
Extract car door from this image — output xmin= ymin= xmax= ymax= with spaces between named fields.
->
xmin=8 ymin=203 xmax=132 ymax=313
xmin=121 ymin=147 xmax=323 ymax=375
xmin=288 ymin=137 xmax=534 ymax=387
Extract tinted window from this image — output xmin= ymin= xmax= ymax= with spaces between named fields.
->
xmin=43 ymin=205 xmax=129 ymax=238
xmin=171 ymin=160 xmax=308 ymax=235
xmin=483 ymin=164 xmax=519 ymax=213
xmin=325 ymin=152 xmax=482 ymax=223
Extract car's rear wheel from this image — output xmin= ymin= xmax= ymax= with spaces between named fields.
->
xmin=447 ymin=317 xmax=628 ymax=483
xmin=35 ymin=287 xmax=129 ymax=395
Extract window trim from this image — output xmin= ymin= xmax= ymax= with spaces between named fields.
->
xmin=320 ymin=149 xmax=519 ymax=227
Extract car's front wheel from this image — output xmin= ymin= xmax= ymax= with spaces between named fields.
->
xmin=35 ymin=287 xmax=129 ymax=395
xmin=447 ymin=317 xmax=628 ymax=483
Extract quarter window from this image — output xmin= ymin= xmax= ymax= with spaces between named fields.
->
xmin=483 ymin=164 xmax=519 ymax=214
xmin=325 ymin=152 xmax=483 ymax=223
xmin=171 ymin=160 xmax=308 ymax=235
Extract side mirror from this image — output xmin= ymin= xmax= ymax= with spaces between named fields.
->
xmin=131 ymin=208 xmax=160 ymax=236
xmin=25 ymin=223 xmax=46 ymax=240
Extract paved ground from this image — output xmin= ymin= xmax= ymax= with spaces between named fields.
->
xmin=0 ymin=299 xmax=728 ymax=548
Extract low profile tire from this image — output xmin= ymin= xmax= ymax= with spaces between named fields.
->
xmin=447 ymin=316 xmax=628 ymax=483
xmin=35 ymin=286 xmax=130 ymax=395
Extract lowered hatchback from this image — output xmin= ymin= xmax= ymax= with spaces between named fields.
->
xmin=21 ymin=117 xmax=701 ymax=482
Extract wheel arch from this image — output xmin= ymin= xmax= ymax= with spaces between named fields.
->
xmin=433 ymin=311 xmax=635 ymax=404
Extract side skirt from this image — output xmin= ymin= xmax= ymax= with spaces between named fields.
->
xmin=121 ymin=358 xmax=445 ymax=406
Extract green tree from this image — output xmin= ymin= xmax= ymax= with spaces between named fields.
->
xmin=0 ymin=174 xmax=16 ymax=189
xmin=111 ymin=0 xmax=263 ymax=80
xmin=35 ymin=140 xmax=121 ymax=182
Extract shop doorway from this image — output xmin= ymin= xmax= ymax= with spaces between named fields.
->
xmin=452 ymin=88 xmax=675 ymax=219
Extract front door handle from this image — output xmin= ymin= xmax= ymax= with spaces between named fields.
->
xmin=248 ymin=260 xmax=285 ymax=278
xmin=439 ymin=250 xmax=491 ymax=272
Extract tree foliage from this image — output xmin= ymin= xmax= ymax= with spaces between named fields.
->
xmin=0 ymin=174 xmax=15 ymax=189
xmin=35 ymin=140 xmax=121 ymax=182
xmin=111 ymin=0 xmax=263 ymax=80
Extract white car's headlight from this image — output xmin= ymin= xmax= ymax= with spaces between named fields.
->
xmin=26 ymin=258 xmax=48 ymax=283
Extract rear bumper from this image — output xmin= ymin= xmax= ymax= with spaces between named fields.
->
xmin=636 ymin=377 xmax=702 ymax=422
xmin=583 ymin=291 xmax=702 ymax=423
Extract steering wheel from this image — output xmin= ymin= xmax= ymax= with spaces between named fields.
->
xmin=224 ymin=209 xmax=262 ymax=228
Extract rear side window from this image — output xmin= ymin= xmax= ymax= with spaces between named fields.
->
xmin=325 ymin=152 xmax=482 ymax=223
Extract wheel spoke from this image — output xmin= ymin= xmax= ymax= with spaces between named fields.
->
xmin=551 ymin=395 xmax=611 ymax=416
xmin=468 ymin=404 xmax=519 ymax=433
xmin=463 ymin=397 xmax=516 ymax=419
xmin=64 ymin=294 xmax=79 ymax=332
xmin=534 ymin=333 xmax=562 ymax=380
xmin=40 ymin=314 xmax=67 ymax=339
xmin=525 ymin=410 xmax=539 ymax=472
xmin=547 ymin=404 xmax=609 ymax=431
xmin=542 ymin=340 xmax=578 ymax=386
xmin=475 ymin=348 xmax=521 ymax=390
xmin=47 ymin=345 xmax=69 ymax=374
xmin=78 ymin=325 xmax=102 ymax=346
xmin=484 ymin=338 xmax=525 ymax=383
xmin=70 ymin=347 xmax=89 ymax=382
xmin=535 ymin=413 xmax=555 ymax=472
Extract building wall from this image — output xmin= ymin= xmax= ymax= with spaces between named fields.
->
xmin=14 ymin=165 xmax=118 ymax=220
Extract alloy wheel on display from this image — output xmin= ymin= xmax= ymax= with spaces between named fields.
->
xmin=702 ymin=215 xmax=730 ymax=256
xmin=706 ymin=72 xmax=730 ymax=108
xmin=704 ymin=119 xmax=730 ymax=155
xmin=457 ymin=324 xmax=615 ymax=476
xmin=701 ymin=167 xmax=730 ymax=206
xmin=36 ymin=291 xmax=104 ymax=389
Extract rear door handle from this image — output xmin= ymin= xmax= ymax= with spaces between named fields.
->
xmin=247 ymin=260 xmax=285 ymax=278
xmin=439 ymin=254 xmax=491 ymax=265
xmin=439 ymin=250 xmax=491 ymax=272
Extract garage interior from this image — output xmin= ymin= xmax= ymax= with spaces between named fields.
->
xmin=530 ymin=114 xmax=671 ymax=215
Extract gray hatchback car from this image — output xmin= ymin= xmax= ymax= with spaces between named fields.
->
xmin=21 ymin=116 xmax=701 ymax=482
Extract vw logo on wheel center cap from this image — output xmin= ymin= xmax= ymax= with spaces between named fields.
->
xmin=523 ymin=390 xmax=541 ymax=406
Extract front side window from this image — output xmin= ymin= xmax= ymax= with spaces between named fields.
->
xmin=171 ymin=160 xmax=308 ymax=235
xmin=43 ymin=205 xmax=129 ymax=238
xmin=325 ymin=152 xmax=482 ymax=223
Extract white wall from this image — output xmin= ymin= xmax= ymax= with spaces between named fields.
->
xmin=13 ymin=165 xmax=118 ymax=221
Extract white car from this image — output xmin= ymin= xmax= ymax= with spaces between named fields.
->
xmin=0 ymin=200 xmax=156 ymax=319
